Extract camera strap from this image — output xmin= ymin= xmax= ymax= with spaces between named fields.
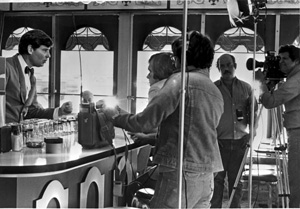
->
xmin=95 ymin=108 xmax=131 ymax=197
xmin=95 ymin=109 xmax=114 ymax=146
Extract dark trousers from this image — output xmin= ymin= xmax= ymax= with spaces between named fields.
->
xmin=211 ymin=137 xmax=248 ymax=208
xmin=287 ymin=129 xmax=300 ymax=208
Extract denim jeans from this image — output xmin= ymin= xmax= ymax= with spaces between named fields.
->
xmin=287 ymin=128 xmax=300 ymax=208
xmin=211 ymin=137 xmax=247 ymax=208
xmin=149 ymin=170 xmax=214 ymax=209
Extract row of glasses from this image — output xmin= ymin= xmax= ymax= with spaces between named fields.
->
xmin=21 ymin=118 xmax=78 ymax=145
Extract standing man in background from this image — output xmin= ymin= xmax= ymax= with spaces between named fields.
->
xmin=211 ymin=53 xmax=258 ymax=208
xmin=5 ymin=29 xmax=72 ymax=123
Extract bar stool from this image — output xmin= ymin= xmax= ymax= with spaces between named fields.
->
xmin=131 ymin=188 xmax=154 ymax=209
xmin=242 ymin=164 xmax=278 ymax=208
xmin=125 ymin=165 xmax=157 ymax=208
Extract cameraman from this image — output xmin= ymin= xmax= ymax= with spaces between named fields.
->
xmin=258 ymin=44 xmax=300 ymax=208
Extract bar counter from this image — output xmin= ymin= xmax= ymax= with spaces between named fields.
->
xmin=0 ymin=128 xmax=151 ymax=208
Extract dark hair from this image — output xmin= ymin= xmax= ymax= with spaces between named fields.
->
xmin=171 ymin=31 xmax=215 ymax=69
xmin=149 ymin=52 xmax=176 ymax=80
xmin=278 ymin=44 xmax=300 ymax=62
xmin=216 ymin=53 xmax=236 ymax=69
xmin=18 ymin=29 xmax=53 ymax=55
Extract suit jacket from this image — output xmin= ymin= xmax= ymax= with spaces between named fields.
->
xmin=5 ymin=54 xmax=55 ymax=123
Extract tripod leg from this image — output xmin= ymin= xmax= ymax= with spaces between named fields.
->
xmin=272 ymin=107 xmax=290 ymax=208
xmin=227 ymin=105 xmax=264 ymax=208
xmin=227 ymin=145 xmax=250 ymax=208
xmin=275 ymin=150 xmax=285 ymax=208
xmin=282 ymin=150 xmax=290 ymax=207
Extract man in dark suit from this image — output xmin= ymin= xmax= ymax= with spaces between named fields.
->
xmin=5 ymin=29 xmax=72 ymax=123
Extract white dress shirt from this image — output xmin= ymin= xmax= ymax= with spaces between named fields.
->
xmin=17 ymin=55 xmax=59 ymax=119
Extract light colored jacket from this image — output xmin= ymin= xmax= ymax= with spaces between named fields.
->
xmin=114 ymin=67 xmax=224 ymax=173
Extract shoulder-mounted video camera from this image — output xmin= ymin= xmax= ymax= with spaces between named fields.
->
xmin=246 ymin=51 xmax=286 ymax=81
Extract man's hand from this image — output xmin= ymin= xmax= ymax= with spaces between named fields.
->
xmin=103 ymin=107 xmax=119 ymax=121
xmin=241 ymin=134 xmax=251 ymax=149
xmin=21 ymin=106 xmax=29 ymax=117
xmin=97 ymin=99 xmax=119 ymax=121
xmin=266 ymin=80 xmax=280 ymax=92
xmin=96 ymin=100 xmax=105 ymax=109
xmin=60 ymin=101 xmax=73 ymax=115
xmin=254 ymin=69 xmax=266 ymax=83
xmin=128 ymin=132 xmax=157 ymax=146
xmin=128 ymin=132 xmax=149 ymax=141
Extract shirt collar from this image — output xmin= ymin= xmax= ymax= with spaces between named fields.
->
xmin=174 ymin=65 xmax=210 ymax=77
xmin=220 ymin=76 xmax=237 ymax=84
xmin=17 ymin=54 xmax=28 ymax=75
xmin=186 ymin=65 xmax=210 ymax=78
xmin=287 ymin=64 xmax=300 ymax=79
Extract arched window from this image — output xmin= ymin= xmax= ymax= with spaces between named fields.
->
xmin=65 ymin=27 xmax=110 ymax=51
xmin=2 ymin=27 xmax=50 ymax=108
xmin=136 ymin=26 xmax=181 ymax=113
xmin=143 ymin=26 xmax=181 ymax=51
xmin=215 ymin=27 xmax=264 ymax=52
xmin=5 ymin=27 xmax=33 ymax=50
xmin=60 ymin=27 xmax=114 ymax=113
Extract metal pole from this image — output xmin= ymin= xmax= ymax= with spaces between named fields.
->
xmin=227 ymin=105 xmax=263 ymax=208
xmin=248 ymin=20 xmax=258 ymax=208
xmin=177 ymin=0 xmax=188 ymax=208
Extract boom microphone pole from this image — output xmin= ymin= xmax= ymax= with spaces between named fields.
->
xmin=226 ymin=0 xmax=265 ymax=207
xmin=177 ymin=0 xmax=188 ymax=208
xmin=248 ymin=1 xmax=264 ymax=206
xmin=247 ymin=20 xmax=257 ymax=209
xmin=72 ymin=13 xmax=83 ymax=105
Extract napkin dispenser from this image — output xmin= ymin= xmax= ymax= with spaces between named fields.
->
xmin=0 ymin=125 xmax=12 ymax=153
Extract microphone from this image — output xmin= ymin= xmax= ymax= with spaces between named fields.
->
xmin=82 ymin=90 xmax=94 ymax=103
xmin=246 ymin=58 xmax=264 ymax=71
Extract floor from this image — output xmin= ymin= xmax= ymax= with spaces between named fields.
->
xmin=131 ymin=181 xmax=280 ymax=209
xmin=221 ymin=180 xmax=280 ymax=208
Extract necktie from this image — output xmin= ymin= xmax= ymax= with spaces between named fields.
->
xmin=24 ymin=66 xmax=34 ymax=75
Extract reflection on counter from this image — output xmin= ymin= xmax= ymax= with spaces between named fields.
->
xmin=0 ymin=117 xmax=88 ymax=167
xmin=0 ymin=132 xmax=83 ymax=167
xmin=0 ymin=124 xmax=135 ymax=170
